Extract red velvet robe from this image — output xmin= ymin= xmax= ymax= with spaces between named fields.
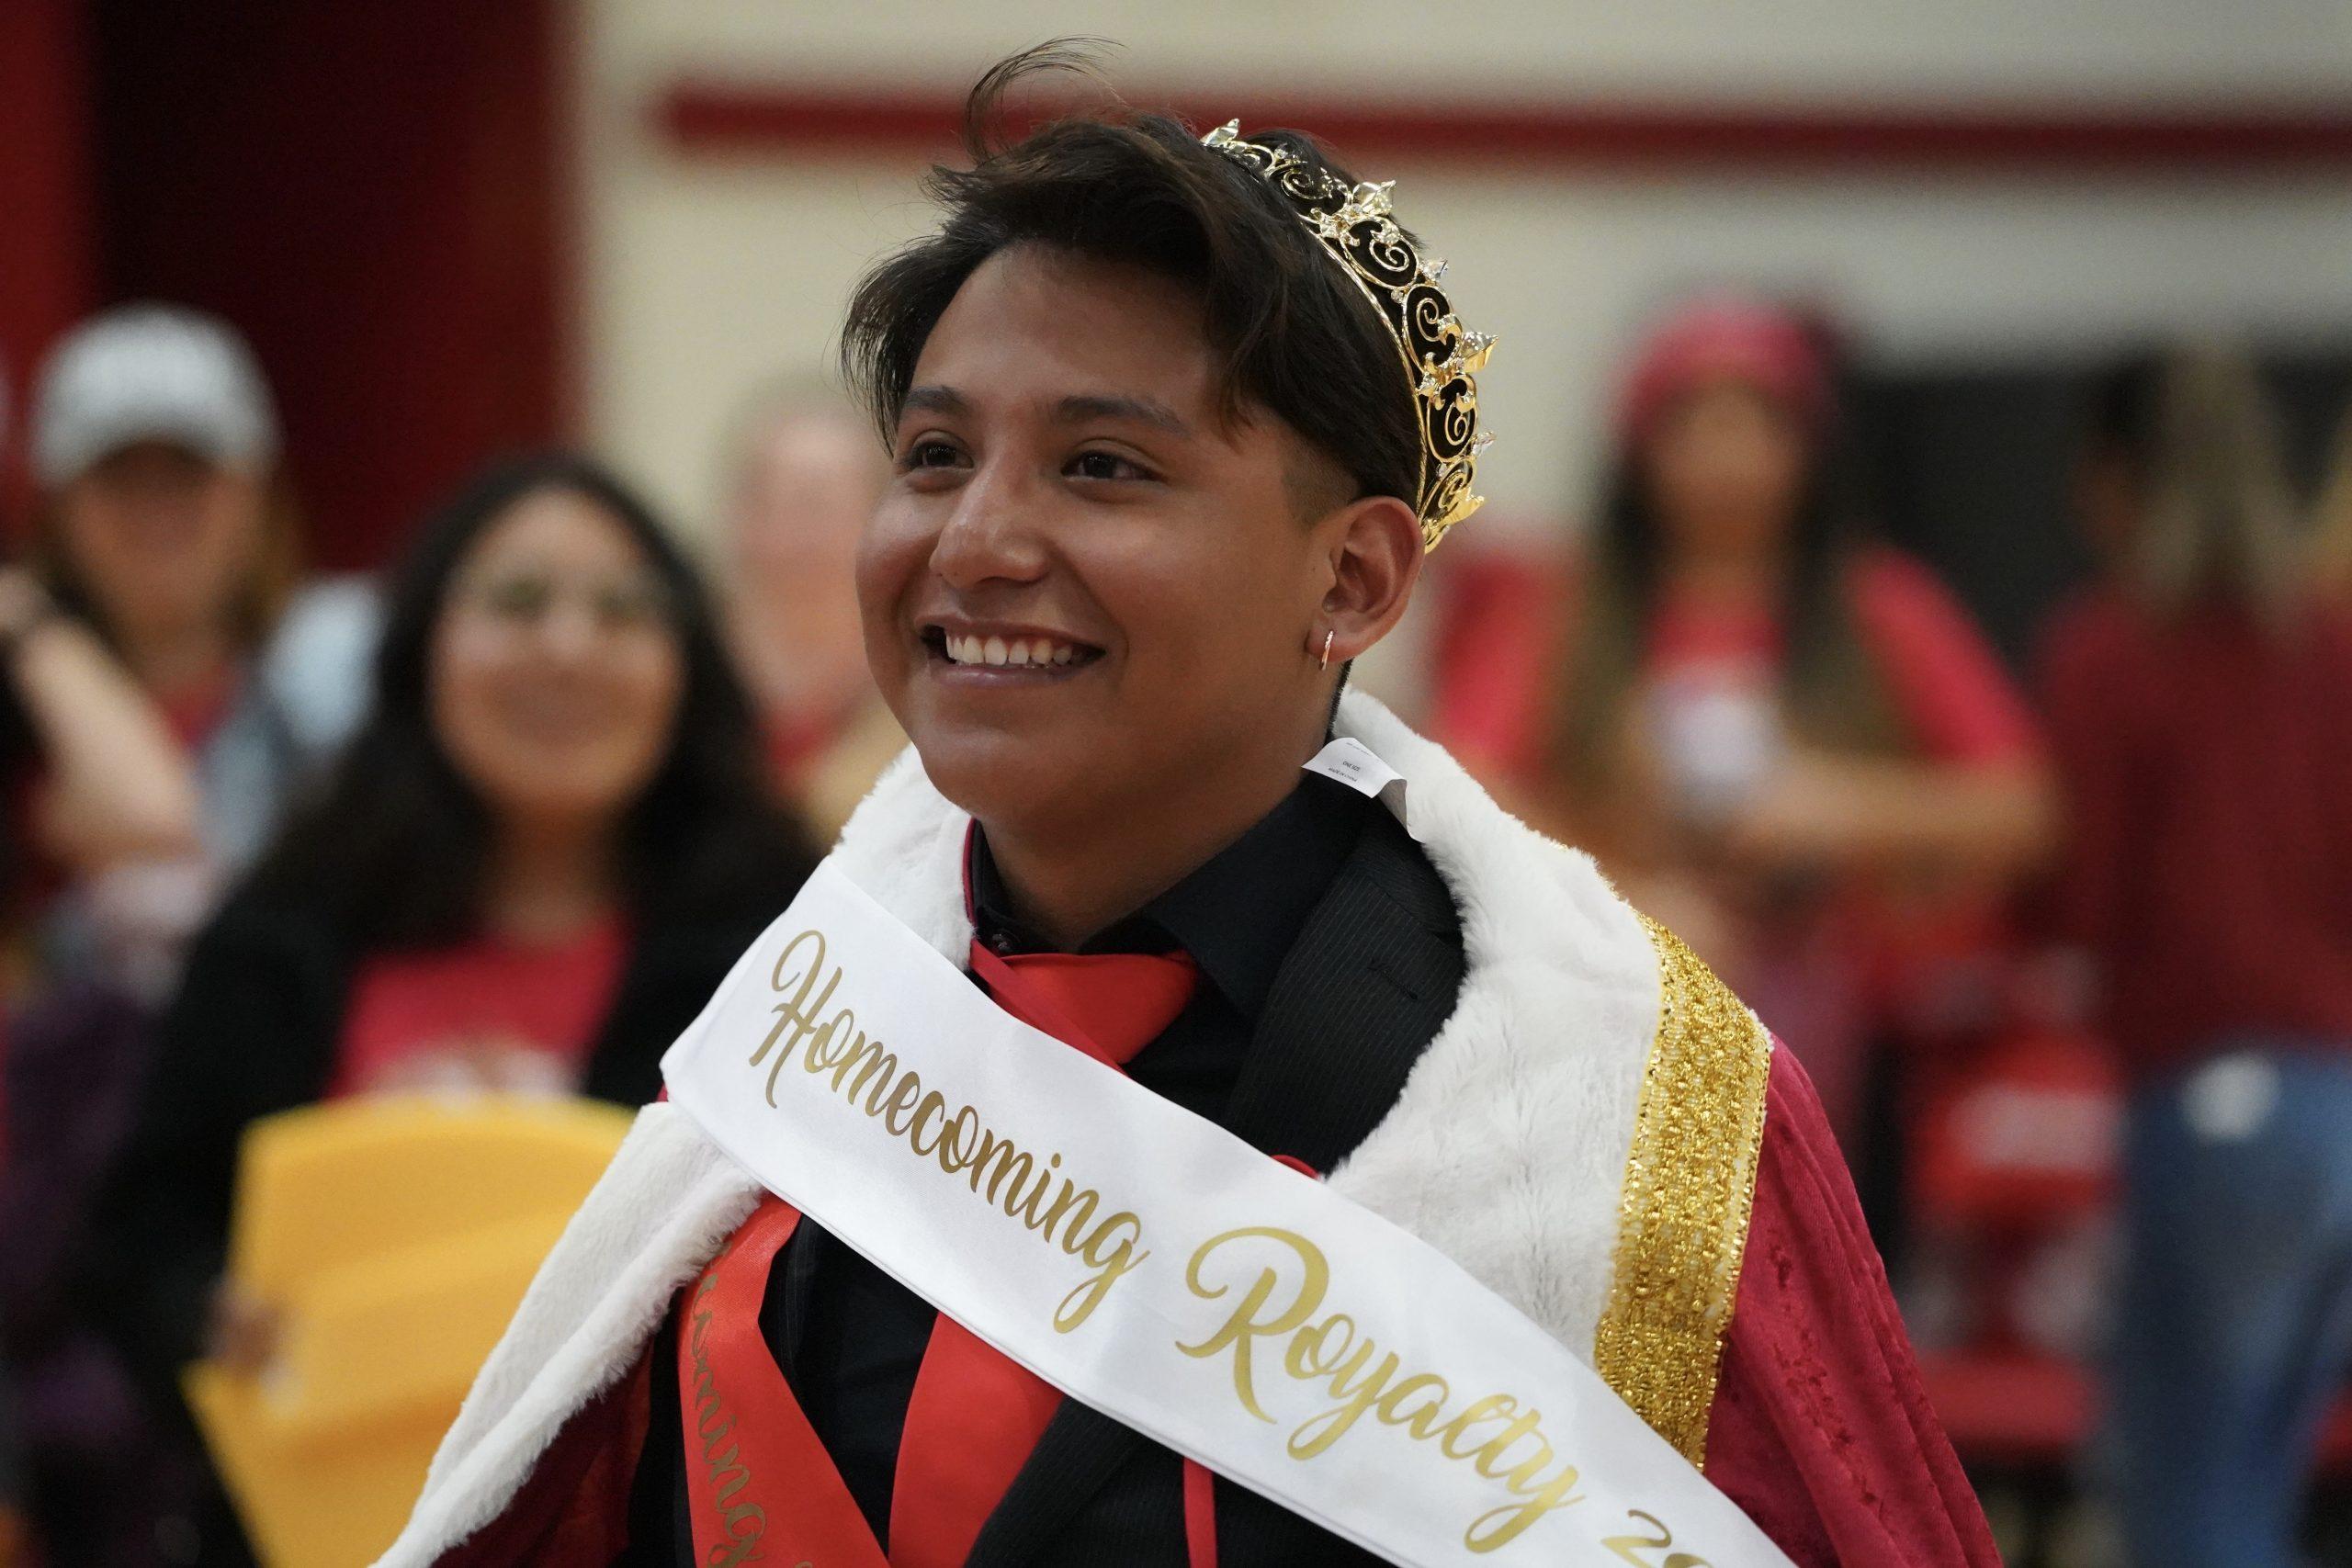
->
xmin=1702 ymin=1048 xmax=2000 ymax=1564
xmin=429 ymin=1047 xmax=1997 ymax=1566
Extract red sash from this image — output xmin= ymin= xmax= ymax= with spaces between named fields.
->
xmin=678 ymin=1196 xmax=887 ymax=1568
xmin=678 ymin=840 xmax=1217 ymax=1567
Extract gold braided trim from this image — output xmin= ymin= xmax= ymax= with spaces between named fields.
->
xmin=1592 ymin=914 xmax=1773 ymax=1468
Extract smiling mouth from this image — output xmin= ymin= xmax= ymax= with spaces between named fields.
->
xmin=922 ymin=626 xmax=1105 ymax=672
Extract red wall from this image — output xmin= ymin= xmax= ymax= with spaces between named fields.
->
xmin=0 ymin=0 xmax=96 ymax=526
xmin=85 ymin=0 xmax=576 ymax=569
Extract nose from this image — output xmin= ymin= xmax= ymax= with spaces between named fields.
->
xmin=532 ymin=595 xmax=605 ymax=662
xmin=928 ymin=454 xmax=1049 ymax=593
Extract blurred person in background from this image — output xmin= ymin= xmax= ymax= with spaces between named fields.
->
xmin=1529 ymin=296 xmax=2052 ymax=1149
xmin=24 ymin=303 xmax=377 ymax=998
xmin=81 ymin=453 xmax=815 ymax=1565
xmin=2045 ymin=346 xmax=2352 ymax=1568
xmin=719 ymin=383 xmax=903 ymax=841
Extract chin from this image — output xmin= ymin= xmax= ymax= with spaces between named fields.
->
xmin=910 ymin=727 xmax=1100 ymax=835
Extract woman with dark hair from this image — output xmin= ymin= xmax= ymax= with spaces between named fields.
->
xmin=82 ymin=453 xmax=814 ymax=1562
xmin=1532 ymin=297 xmax=2052 ymax=1144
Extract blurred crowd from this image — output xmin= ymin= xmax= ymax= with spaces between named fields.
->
xmin=0 ymin=291 xmax=2346 ymax=1568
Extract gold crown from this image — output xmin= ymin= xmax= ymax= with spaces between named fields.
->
xmin=1202 ymin=120 xmax=1494 ymax=550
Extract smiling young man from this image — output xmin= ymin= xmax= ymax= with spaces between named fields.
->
xmin=384 ymin=52 xmax=1996 ymax=1568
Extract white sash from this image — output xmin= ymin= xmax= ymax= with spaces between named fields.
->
xmin=662 ymin=857 xmax=1797 ymax=1567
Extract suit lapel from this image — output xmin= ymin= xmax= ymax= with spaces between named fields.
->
xmin=1224 ymin=809 xmax=1464 ymax=1170
xmin=965 ymin=811 xmax=1464 ymax=1563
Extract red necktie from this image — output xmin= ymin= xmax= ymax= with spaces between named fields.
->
xmin=885 ymin=941 xmax=1197 ymax=1568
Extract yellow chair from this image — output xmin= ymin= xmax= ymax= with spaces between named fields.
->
xmin=184 ymin=1096 xmax=632 ymax=1568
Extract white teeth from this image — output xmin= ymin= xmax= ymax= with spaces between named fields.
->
xmin=939 ymin=631 xmax=1088 ymax=668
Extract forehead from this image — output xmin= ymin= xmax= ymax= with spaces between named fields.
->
xmin=466 ymin=487 xmax=645 ymax=570
xmin=81 ymin=439 xmax=220 ymax=481
xmin=908 ymin=245 xmax=1220 ymax=417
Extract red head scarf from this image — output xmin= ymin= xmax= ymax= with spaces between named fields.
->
xmin=1616 ymin=296 xmax=1833 ymax=447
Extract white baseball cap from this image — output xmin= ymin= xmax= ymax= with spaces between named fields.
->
xmin=32 ymin=303 xmax=280 ymax=489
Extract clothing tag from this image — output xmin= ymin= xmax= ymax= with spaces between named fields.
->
xmin=1304 ymin=737 xmax=1414 ymax=838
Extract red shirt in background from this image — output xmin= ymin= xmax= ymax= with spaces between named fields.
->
xmin=1433 ymin=546 xmax=2040 ymax=1137
xmin=1434 ymin=547 xmax=2038 ymax=779
xmin=2041 ymin=593 xmax=2352 ymax=1074
xmin=329 ymin=919 xmax=629 ymax=1099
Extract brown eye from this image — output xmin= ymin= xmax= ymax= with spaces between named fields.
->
xmin=476 ymin=574 xmax=554 ymax=622
xmin=902 ymin=439 xmax=963 ymax=469
xmin=1068 ymin=450 xmax=1148 ymax=482
xmin=592 ymin=576 xmax=676 ymax=629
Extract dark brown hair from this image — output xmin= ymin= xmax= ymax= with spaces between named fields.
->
xmin=839 ymin=42 xmax=1420 ymax=513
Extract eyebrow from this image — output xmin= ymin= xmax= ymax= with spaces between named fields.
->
xmin=900 ymin=384 xmax=971 ymax=419
xmin=898 ymin=384 xmax=1192 ymax=439
xmin=1052 ymin=394 xmax=1192 ymax=437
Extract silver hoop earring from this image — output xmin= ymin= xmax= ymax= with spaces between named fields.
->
xmin=1319 ymin=629 xmax=1334 ymax=671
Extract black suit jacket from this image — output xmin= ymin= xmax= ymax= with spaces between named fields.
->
xmin=627 ymin=807 xmax=1466 ymax=1566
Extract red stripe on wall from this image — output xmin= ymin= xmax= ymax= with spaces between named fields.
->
xmin=660 ymin=82 xmax=2352 ymax=171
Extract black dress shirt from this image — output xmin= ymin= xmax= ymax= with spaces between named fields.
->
xmin=623 ymin=775 xmax=1464 ymax=1565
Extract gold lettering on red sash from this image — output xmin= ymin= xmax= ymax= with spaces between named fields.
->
xmin=684 ymin=1252 xmax=767 ymax=1566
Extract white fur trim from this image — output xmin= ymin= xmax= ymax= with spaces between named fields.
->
xmin=377 ymin=693 xmax=1659 ymax=1563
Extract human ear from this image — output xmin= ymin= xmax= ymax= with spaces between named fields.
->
xmin=1307 ymin=494 xmax=1422 ymax=666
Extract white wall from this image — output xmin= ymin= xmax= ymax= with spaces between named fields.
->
xmin=580 ymin=0 xmax=2352 ymax=544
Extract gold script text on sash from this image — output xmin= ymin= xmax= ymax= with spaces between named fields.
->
xmin=1177 ymin=1226 xmax=1611 ymax=1554
xmin=752 ymin=929 xmax=1150 ymax=1332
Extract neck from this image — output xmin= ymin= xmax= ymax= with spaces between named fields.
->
xmin=979 ymin=701 xmax=1330 ymax=950
xmin=122 ymin=619 xmax=239 ymax=703
xmin=481 ymin=813 xmax=620 ymax=945
xmin=1659 ymin=533 xmax=1786 ymax=607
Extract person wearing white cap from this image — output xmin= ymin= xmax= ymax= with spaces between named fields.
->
xmin=31 ymin=304 xmax=280 ymax=492
xmin=0 ymin=342 xmax=204 ymax=886
xmin=25 ymin=303 xmax=379 ymax=990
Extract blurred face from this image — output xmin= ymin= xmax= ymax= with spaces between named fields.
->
xmin=431 ymin=489 xmax=687 ymax=831
xmin=55 ymin=440 xmax=269 ymax=645
xmin=1640 ymin=381 xmax=1812 ymax=560
xmin=729 ymin=409 xmax=884 ymax=601
xmin=857 ymin=244 xmax=1335 ymax=839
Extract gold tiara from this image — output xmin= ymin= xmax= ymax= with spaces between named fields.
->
xmin=1202 ymin=120 xmax=1493 ymax=550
